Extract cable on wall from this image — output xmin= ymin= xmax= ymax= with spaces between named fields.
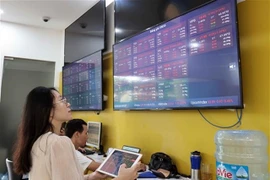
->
xmin=198 ymin=109 xmax=243 ymax=128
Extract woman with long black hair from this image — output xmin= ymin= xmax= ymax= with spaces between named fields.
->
xmin=13 ymin=86 xmax=140 ymax=180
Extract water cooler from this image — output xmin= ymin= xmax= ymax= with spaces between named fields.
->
xmin=215 ymin=130 xmax=268 ymax=180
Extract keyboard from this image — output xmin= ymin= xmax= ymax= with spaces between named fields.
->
xmin=85 ymin=149 xmax=95 ymax=155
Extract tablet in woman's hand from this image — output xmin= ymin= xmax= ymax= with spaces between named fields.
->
xmin=96 ymin=148 xmax=142 ymax=177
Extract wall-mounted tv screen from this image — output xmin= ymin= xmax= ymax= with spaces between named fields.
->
xmin=113 ymin=0 xmax=243 ymax=110
xmin=64 ymin=0 xmax=105 ymax=63
xmin=63 ymin=51 xmax=103 ymax=111
xmin=115 ymin=0 xmax=215 ymax=43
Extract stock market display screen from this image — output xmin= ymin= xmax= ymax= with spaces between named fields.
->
xmin=113 ymin=0 xmax=243 ymax=110
xmin=63 ymin=51 xmax=103 ymax=111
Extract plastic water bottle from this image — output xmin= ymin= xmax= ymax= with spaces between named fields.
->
xmin=215 ymin=130 xmax=268 ymax=180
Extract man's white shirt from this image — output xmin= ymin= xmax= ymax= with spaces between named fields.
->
xmin=75 ymin=150 xmax=93 ymax=171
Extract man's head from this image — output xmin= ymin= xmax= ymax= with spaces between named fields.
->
xmin=65 ymin=119 xmax=88 ymax=149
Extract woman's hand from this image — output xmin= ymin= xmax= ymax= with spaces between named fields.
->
xmin=114 ymin=162 xmax=142 ymax=180
xmin=139 ymin=162 xmax=146 ymax=171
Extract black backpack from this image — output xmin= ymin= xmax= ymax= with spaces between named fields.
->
xmin=149 ymin=152 xmax=180 ymax=178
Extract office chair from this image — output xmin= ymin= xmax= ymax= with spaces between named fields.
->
xmin=5 ymin=158 xmax=22 ymax=180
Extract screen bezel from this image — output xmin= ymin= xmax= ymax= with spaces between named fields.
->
xmin=86 ymin=121 xmax=102 ymax=149
xmin=62 ymin=50 xmax=104 ymax=111
xmin=96 ymin=148 xmax=142 ymax=177
xmin=113 ymin=0 xmax=243 ymax=111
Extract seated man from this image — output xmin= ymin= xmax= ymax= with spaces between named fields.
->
xmin=65 ymin=119 xmax=101 ymax=172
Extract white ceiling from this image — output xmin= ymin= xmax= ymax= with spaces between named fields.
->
xmin=0 ymin=0 xmax=245 ymax=31
xmin=0 ymin=0 xmax=100 ymax=30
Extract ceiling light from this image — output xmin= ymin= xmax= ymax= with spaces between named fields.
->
xmin=115 ymin=28 xmax=123 ymax=34
xmin=0 ymin=9 xmax=4 ymax=14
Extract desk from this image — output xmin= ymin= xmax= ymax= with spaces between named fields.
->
xmin=87 ymin=154 xmax=190 ymax=180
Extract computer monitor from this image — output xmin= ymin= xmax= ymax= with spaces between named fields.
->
xmin=122 ymin=145 xmax=141 ymax=153
xmin=86 ymin=121 xmax=102 ymax=150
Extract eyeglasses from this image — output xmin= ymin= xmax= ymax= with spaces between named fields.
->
xmin=54 ymin=97 xmax=68 ymax=105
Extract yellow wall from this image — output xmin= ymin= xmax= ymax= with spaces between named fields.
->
xmin=61 ymin=0 xmax=270 ymax=177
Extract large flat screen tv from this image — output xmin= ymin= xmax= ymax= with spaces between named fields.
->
xmin=115 ymin=0 xmax=215 ymax=43
xmin=113 ymin=0 xmax=243 ymax=110
xmin=64 ymin=0 xmax=105 ymax=63
xmin=63 ymin=51 xmax=103 ymax=111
